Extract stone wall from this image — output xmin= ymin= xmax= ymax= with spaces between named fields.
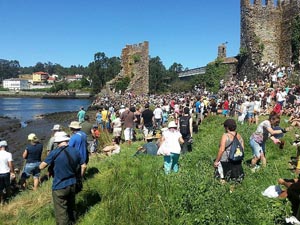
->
xmin=239 ymin=0 xmax=300 ymax=78
xmin=120 ymin=41 xmax=149 ymax=95
xmin=101 ymin=41 xmax=149 ymax=96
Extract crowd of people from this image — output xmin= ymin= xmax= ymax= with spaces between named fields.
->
xmin=1 ymin=60 xmax=300 ymax=223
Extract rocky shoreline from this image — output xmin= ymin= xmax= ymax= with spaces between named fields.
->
xmin=0 ymin=110 xmax=96 ymax=168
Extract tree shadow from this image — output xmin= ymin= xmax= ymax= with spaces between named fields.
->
xmin=76 ymin=191 xmax=102 ymax=217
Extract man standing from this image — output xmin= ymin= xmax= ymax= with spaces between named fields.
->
xmin=68 ymin=121 xmax=89 ymax=164
xmin=39 ymin=132 xmax=87 ymax=225
xmin=0 ymin=140 xmax=14 ymax=205
xmin=121 ymin=106 xmax=136 ymax=145
xmin=80 ymin=115 xmax=93 ymax=154
xmin=77 ymin=107 xmax=86 ymax=123
xmin=141 ymin=103 xmax=154 ymax=138
xmin=179 ymin=107 xmax=193 ymax=154
xmin=153 ymin=105 xmax=163 ymax=129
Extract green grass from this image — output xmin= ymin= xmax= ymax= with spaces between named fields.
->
xmin=0 ymin=115 xmax=297 ymax=224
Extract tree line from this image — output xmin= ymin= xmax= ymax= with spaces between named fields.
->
xmin=0 ymin=53 xmax=229 ymax=94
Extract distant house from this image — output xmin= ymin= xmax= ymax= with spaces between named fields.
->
xmin=65 ymin=74 xmax=83 ymax=83
xmin=32 ymin=72 xmax=49 ymax=84
xmin=47 ymin=76 xmax=56 ymax=84
xmin=18 ymin=74 xmax=34 ymax=84
xmin=3 ymin=78 xmax=29 ymax=90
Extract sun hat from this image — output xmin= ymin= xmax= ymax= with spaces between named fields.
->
xmin=54 ymin=131 xmax=70 ymax=143
xmin=145 ymin=134 xmax=154 ymax=140
xmin=120 ymin=105 xmax=125 ymax=108
xmin=69 ymin=121 xmax=82 ymax=129
xmin=28 ymin=133 xmax=39 ymax=141
xmin=168 ymin=121 xmax=177 ymax=128
xmin=51 ymin=124 xmax=61 ymax=131
xmin=0 ymin=140 xmax=8 ymax=147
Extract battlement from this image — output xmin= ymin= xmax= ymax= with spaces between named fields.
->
xmin=241 ymin=0 xmax=298 ymax=9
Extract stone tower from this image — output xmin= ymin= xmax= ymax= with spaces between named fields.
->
xmin=240 ymin=0 xmax=300 ymax=78
xmin=120 ymin=41 xmax=149 ymax=95
xmin=102 ymin=41 xmax=149 ymax=96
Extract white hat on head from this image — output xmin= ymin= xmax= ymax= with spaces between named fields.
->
xmin=168 ymin=121 xmax=177 ymax=128
xmin=69 ymin=121 xmax=82 ymax=129
xmin=0 ymin=140 xmax=8 ymax=147
xmin=54 ymin=131 xmax=70 ymax=143
xmin=51 ymin=124 xmax=61 ymax=131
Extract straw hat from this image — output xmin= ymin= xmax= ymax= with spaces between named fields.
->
xmin=28 ymin=133 xmax=39 ymax=142
xmin=69 ymin=121 xmax=82 ymax=129
xmin=54 ymin=131 xmax=70 ymax=143
xmin=168 ymin=121 xmax=177 ymax=128
xmin=145 ymin=134 xmax=154 ymax=140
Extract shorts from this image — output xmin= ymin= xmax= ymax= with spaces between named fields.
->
xmin=21 ymin=162 xmax=41 ymax=179
xmin=222 ymin=110 xmax=229 ymax=115
xmin=247 ymin=112 xmax=254 ymax=118
xmin=124 ymin=127 xmax=133 ymax=141
xmin=250 ymin=138 xmax=265 ymax=158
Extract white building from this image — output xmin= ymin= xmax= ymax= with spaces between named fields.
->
xmin=3 ymin=78 xmax=29 ymax=90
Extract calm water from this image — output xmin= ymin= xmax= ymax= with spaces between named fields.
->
xmin=0 ymin=97 xmax=92 ymax=122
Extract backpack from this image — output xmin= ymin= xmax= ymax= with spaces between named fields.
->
xmin=179 ymin=116 xmax=190 ymax=137
xmin=226 ymin=133 xmax=244 ymax=162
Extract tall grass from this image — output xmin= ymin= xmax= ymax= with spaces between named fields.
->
xmin=0 ymin=115 xmax=296 ymax=224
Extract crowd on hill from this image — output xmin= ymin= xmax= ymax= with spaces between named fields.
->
xmin=2 ymin=60 xmax=300 ymax=223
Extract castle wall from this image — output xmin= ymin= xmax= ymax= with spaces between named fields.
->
xmin=120 ymin=41 xmax=149 ymax=95
xmin=240 ymin=0 xmax=300 ymax=78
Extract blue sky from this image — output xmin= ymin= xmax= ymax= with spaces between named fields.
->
xmin=1 ymin=0 xmax=241 ymax=69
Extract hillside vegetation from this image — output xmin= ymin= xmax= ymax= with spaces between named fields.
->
xmin=0 ymin=115 xmax=296 ymax=225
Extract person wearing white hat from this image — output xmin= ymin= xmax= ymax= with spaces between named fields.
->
xmin=39 ymin=131 xmax=86 ymax=225
xmin=46 ymin=124 xmax=62 ymax=154
xmin=68 ymin=121 xmax=89 ymax=164
xmin=20 ymin=133 xmax=43 ymax=191
xmin=0 ymin=140 xmax=14 ymax=204
xmin=157 ymin=121 xmax=184 ymax=174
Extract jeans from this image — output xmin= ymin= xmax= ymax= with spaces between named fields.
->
xmin=164 ymin=153 xmax=180 ymax=174
xmin=21 ymin=162 xmax=41 ymax=179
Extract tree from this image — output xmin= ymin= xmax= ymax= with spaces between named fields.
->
xmin=0 ymin=59 xmax=20 ymax=80
xmin=149 ymin=56 xmax=167 ymax=93
xmin=33 ymin=62 xmax=45 ymax=72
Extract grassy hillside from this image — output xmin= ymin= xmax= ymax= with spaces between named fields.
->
xmin=0 ymin=115 xmax=297 ymax=225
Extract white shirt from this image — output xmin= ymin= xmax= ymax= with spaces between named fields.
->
xmin=153 ymin=108 xmax=163 ymax=119
xmin=162 ymin=130 xmax=182 ymax=154
xmin=0 ymin=150 xmax=13 ymax=174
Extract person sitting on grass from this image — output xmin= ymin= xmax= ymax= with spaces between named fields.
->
xmin=134 ymin=134 xmax=158 ymax=156
xmin=102 ymin=138 xmax=121 ymax=156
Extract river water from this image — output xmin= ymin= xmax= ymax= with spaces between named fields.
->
xmin=0 ymin=97 xmax=92 ymax=122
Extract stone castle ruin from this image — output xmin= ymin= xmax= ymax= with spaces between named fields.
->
xmin=240 ymin=0 xmax=300 ymax=78
xmin=103 ymin=41 xmax=149 ymax=96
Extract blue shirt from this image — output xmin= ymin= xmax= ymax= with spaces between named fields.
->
xmin=26 ymin=143 xmax=43 ymax=163
xmin=44 ymin=145 xmax=84 ymax=190
xmin=68 ymin=131 xmax=88 ymax=164
xmin=195 ymin=101 xmax=201 ymax=113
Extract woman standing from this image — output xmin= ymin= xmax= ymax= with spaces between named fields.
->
xmin=250 ymin=112 xmax=286 ymax=169
xmin=158 ymin=121 xmax=184 ymax=174
xmin=20 ymin=133 xmax=43 ymax=190
xmin=213 ymin=119 xmax=244 ymax=183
